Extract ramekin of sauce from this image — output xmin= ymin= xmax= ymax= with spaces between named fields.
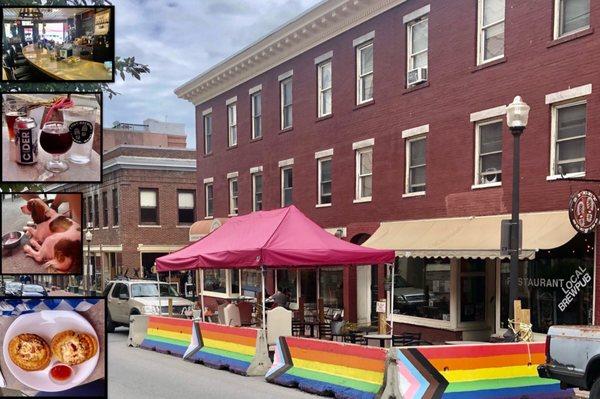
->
xmin=49 ymin=363 xmax=73 ymax=383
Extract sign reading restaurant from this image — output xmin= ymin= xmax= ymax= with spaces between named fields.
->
xmin=568 ymin=189 xmax=599 ymax=234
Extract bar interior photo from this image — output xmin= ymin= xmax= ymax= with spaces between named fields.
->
xmin=2 ymin=7 xmax=113 ymax=81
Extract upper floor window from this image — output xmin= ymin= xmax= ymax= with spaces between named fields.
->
xmin=112 ymin=188 xmax=119 ymax=226
xmin=281 ymin=166 xmax=293 ymax=207
xmin=102 ymin=191 xmax=108 ymax=227
xmin=229 ymin=177 xmax=239 ymax=215
xmin=178 ymin=190 xmax=196 ymax=224
xmin=205 ymin=183 xmax=214 ymax=217
xmin=355 ymin=147 xmax=373 ymax=201
xmin=251 ymin=91 xmax=262 ymax=139
xmin=555 ymin=0 xmax=590 ymax=38
xmin=227 ymin=103 xmax=237 ymax=147
xmin=87 ymin=196 xmax=93 ymax=228
xmin=475 ymin=120 xmax=503 ymax=185
xmin=356 ymin=41 xmax=374 ymax=104
xmin=407 ymin=16 xmax=428 ymax=86
xmin=317 ymin=156 xmax=332 ymax=205
xmin=93 ymin=193 xmax=99 ymax=227
xmin=551 ymin=101 xmax=587 ymax=176
xmin=406 ymin=137 xmax=426 ymax=194
xmin=317 ymin=61 xmax=332 ymax=117
xmin=252 ymin=173 xmax=263 ymax=211
xmin=281 ymin=78 xmax=293 ymax=130
xmin=477 ymin=0 xmax=505 ymax=64
xmin=139 ymin=189 xmax=158 ymax=225
xmin=203 ymin=113 xmax=212 ymax=155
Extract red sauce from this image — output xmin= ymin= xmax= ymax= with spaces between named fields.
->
xmin=50 ymin=364 xmax=72 ymax=381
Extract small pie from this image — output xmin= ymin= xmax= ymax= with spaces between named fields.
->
xmin=8 ymin=334 xmax=52 ymax=371
xmin=51 ymin=330 xmax=98 ymax=366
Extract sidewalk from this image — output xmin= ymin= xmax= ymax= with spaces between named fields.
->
xmin=48 ymin=289 xmax=78 ymax=296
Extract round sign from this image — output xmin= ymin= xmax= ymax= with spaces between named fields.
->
xmin=68 ymin=121 xmax=94 ymax=144
xmin=568 ymin=190 xmax=599 ymax=234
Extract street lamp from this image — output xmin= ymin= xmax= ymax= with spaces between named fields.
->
xmin=506 ymin=96 xmax=530 ymax=322
xmin=85 ymin=223 xmax=93 ymax=294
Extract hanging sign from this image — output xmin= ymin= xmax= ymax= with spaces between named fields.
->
xmin=568 ymin=190 xmax=599 ymax=234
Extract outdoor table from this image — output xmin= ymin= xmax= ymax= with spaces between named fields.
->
xmin=364 ymin=334 xmax=393 ymax=348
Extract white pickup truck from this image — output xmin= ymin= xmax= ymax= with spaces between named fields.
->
xmin=538 ymin=325 xmax=600 ymax=397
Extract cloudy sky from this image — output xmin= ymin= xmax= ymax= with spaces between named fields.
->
xmin=106 ymin=0 xmax=322 ymax=148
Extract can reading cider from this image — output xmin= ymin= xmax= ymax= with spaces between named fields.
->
xmin=13 ymin=117 xmax=38 ymax=165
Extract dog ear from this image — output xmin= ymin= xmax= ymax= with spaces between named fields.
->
xmin=29 ymin=199 xmax=51 ymax=224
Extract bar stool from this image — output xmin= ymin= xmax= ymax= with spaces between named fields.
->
xmin=2 ymin=54 xmax=33 ymax=80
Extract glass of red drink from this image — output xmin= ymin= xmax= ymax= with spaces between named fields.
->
xmin=40 ymin=122 xmax=72 ymax=173
xmin=3 ymin=98 xmax=26 ymax=141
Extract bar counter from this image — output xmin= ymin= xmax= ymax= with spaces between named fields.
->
xmin=22 ymin=44 xmax=111 ymax=81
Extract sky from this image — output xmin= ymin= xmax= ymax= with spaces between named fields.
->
xmin=106 ymin=0 xmax=322 ymax=149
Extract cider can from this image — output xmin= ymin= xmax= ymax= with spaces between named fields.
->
xmin=13 ymin=117 xmax=38 ymax=165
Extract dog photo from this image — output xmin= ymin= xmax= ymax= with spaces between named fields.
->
xmin=1 ymin=192 xmax=83 ymax=275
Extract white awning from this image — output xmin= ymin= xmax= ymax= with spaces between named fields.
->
xmin=363 ymin=211 xmax=577 ymax=260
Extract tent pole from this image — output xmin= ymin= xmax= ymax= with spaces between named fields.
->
xmin=390 ymin=262 xmax=395 ymax=337
xmin=156 ymin=266 xmax=162 ymax=316
xmin=261 ymin=265 xmax=267 ymax=333
xmin=200 ymin=269 xmax=206 ymax=322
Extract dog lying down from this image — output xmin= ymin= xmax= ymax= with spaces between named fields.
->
xmin=20 ymin=198 xmax=81 ymax=273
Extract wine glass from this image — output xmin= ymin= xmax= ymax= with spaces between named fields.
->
xmin=40 ymin=122 xmax=72 ymax=173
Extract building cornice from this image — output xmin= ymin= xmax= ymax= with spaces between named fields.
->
xmin=175 ymin=0 xmax=409 ymax=106
xmin=103 ymin=156 xmax=197 ymax=173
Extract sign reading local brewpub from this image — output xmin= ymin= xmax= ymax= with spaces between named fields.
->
xmin=568 ymin=189 xmax=599 ymax=234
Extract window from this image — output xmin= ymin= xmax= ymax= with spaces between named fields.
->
xmin=112 ymin=188 xmax=119 ymax=226
xmin=178 ymin=190 xmax=196 ymax=224
xmin=406 ymin=137 xmax=426 ymax=193
xmin=102 ymin=191 xmax=108 ymax=227
xmin=111 ymin=283 xmax=129 ymax=299
xmin=140 ymin=189 xmax=158 ymax=224
xmin=252 ymin=173 xmax=263 ymax=211
xmin=477 ymin=0 xmax=505 ymax=64
xmin=317 ymin=157 xmax=332 ymax=205
xmin=203 ymin=114 xmax=212 ymax=155
xmin=552 ymin=102 xmax=586 ymax=175
xmin=475 ymin=120 xmax=503 ymax=185
xmin=229 ymin=178 xmax=239 ymax=215
xmin=93 ymin=193 xmax=99 ymax=227
xmin=241 ymin=270 xmax=261 ymax=297
xmin=459 ymin=260 xmax=487 ymax=323
xmin=87 ymin=196 xmax=93 ymax=227
xmin=205 ymin=183 xmax=214 ymax=217
xmin=281 ymin=167 xmax=293 ymax=207
xmin=227 ymin=103 xmax=237 ymax=147
xmin=251 ymin=92 xmax=262 ymax=139
xmin=320 ymin=268 xmax=344 ymax=308
xmin=356 ymin=41 xmax=374 ymax=104
xmin=555 ymin=0 xmax=590 ymax=38
xmin=281 ymin=78 xmax=293 ymax=129
xmin=317 ymin=61 xmax=332 ymax=117
xmin=276 ymin=270 xmax=298 ymax=303
xmin=204 ymin=269 xmax=227 ymax=293
xmin=407 ymin=16 xmax=428 ymax=84
xmin=355 ymin=147 xmax=373 ymax=201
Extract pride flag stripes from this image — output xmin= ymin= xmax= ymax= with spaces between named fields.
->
xmin=140 ymin=316 xmax=194 ymax=357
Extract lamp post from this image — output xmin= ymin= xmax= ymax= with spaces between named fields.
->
xmin=85 ymin=223 xmax=93 ymax=295
xmin=506 ymin=96 xmax=530 ymax=320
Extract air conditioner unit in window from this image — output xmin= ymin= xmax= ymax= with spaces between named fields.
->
xmin=407 ymin=67 xmax=428 ymax=86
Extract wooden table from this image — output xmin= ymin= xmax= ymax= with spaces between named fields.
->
xmin=2 ymin=125 xmax=101 ymax=183
xmin=21 ymin=45 xmax=112 ymax=81
xmin=364 ymin=334 xmax=393 ymax=348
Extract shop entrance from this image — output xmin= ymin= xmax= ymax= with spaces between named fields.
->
xmin=352 ymin=233 xmax=374 ymax=325
xmin=458 ymin=259 xmax=497 ymax=340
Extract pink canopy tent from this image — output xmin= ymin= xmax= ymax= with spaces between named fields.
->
xmin=155 ymin=205 xmax=394 ymax=327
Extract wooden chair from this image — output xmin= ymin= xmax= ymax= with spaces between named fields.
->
xmin=392 ymin=332 xmax=422 ymax=347
xmin=318 ymin=322 xmax=332 ymax=340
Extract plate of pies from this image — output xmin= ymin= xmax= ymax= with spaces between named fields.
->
xmin=2 ymin=310 xmax=99 ymax=392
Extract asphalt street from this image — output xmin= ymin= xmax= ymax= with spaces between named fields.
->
xmin=108 ymin=327 xmax=315 ymax=399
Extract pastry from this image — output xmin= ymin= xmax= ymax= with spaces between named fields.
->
xmin=8 ymin=333 xmax=52 ymax=371
xmin=51 ymin=330 xmax=98 ymax=366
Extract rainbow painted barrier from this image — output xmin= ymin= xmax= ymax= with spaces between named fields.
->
xmin=139 ymin=315 xmax=194 ymax=357
xmin=266 ymin=336 xmax=388 ymax=399
xmin=395 ymin=342 xmax=573 ymax=399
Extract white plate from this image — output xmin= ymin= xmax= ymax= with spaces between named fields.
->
xmin=2 ymin=310 xmax=99 ymax=392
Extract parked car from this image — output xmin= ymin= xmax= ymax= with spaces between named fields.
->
xmin=3 ymin=282 xmax=47 ymax=297
xmin=104 ymin=279 xmax=194 ymax=333
xmin=538 ymin=325 xmax=600 ymax=396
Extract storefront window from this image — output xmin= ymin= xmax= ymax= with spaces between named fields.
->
xmin=300 ymin=270 xmax=317 ymax=304
xmin=204 ymin=269 xmax=227 ymax=293
xmin=241 ymin=270 xmax=261 ymax=297
xmin=460 ymin=259 xmax=486 ymax=322
xmin=391 ymin=258 xmax=451 ymax=321
xmin=319 ymin=268 xmax=343 ymax=308
xmin=276 ymin=270 xmax=298 ymax=302
xmin=500 ymin=234 xmax=594 ymax=333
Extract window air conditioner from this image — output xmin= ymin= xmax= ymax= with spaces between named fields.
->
xmin=407 ymin=67 xmax=428 ymax=86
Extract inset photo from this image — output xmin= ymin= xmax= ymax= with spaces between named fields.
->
xmin=2 ymin=6 xmax=114 ymax=82
xmin=0 ymin=297 xmax=105 ymax=397
xmin=1 ymin=192 xmax=83 ymax=275
xmin=2 ymin=93 xmax=102 ymax=183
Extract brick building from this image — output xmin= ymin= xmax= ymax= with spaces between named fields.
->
xmin=176 ymin=0 xmax=599 ymax=341
xmin=55 ymin=122 xmax=197 ymax=292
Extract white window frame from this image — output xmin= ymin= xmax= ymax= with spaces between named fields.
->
xmin=280 ymin=78 xmax=293 ymax=130
xmin=317 ymin=60 xmax=332 ymax=117
xmin=204 ymin=183 xmax=214 ymax=218
xmin=355 ymin=147 xmax=373 ymax=202
xmin=251 ymin=91 xmax=262 ymax=139
xmin=280 ymin=166 xmax=293 ymax=207
xmin=228 ymin=177 xmax=238 ymax=216
xmin=252 ymin=173 xmax=263 ymax=212
xmin=406 ymin=16 xmax=428 ymax=82
xmin=356 ymin=41 xmax=374 ymax=105
xmin=554 ymin=0 xmax=591 ymax=39
xmin=203 ymin=113 xmax=212 ymax=155
xmin=477 ymin=0 xmax=505 ymax=65
xmin=227 ymin=103 xmax=237 ymax=147
xmin=405 ymin=136 xmax=427 ymax=195
xmin=317 ymin=156 xmax=333 ymax=206
xmin=549 ymin=99 xmax=587 ymax=178
xmin=474 ymin=118 xmax=503 ymax=188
